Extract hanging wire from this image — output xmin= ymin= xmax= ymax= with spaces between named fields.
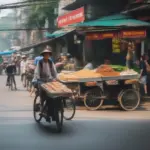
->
xmin=0 ymin=0 xmax=58 ymax=9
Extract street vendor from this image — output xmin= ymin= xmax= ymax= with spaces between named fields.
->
xmin=34 ymin=48 xmax=57 ymax=121
xmin=56 ymin=53 xmax=75 ymax=71
xmin=35 ymin=49 xmax=57 ymax=81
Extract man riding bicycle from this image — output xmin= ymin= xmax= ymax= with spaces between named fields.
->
xmin=5 ymin=62 xmax=17 ymax=90
xmin=34 ymin=48 xmax=57 ymax=121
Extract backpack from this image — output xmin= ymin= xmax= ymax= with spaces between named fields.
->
xmin=39 ymin=59 xmax=55 ymax=78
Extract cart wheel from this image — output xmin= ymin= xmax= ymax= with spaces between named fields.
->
xmin=84 ymin=88 xmax=104 ymax=111
xmin=118 ymin=90 xmax=124 ymax=100
xmin=132 ymin=83 xmax=140 ymax=92
xmin=119 ymin=89 xmax=140 ymax=111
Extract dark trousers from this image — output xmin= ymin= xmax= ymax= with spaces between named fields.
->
xmin=7 ymin=74 xmax=16 ymax=87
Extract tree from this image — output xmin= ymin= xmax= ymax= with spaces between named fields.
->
xmin=21 ymin=0 xmax=59 ymax=44
xmin=24 ymin=0 xmax=59 ymax=30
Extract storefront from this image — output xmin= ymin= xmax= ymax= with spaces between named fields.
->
xmin=74 ymin=14 xmax=150 ymax=68
xmin=82 ymin=29 xmax=146 ymax=68
xmin=48 ymin=7 xmax=86 ymax=66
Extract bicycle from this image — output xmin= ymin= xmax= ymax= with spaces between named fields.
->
xmin=33 ymin=81 xmax=64 ymax=133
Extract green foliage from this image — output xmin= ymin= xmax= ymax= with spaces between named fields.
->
xmin=24 ymin=0 xmax=59 ymax=29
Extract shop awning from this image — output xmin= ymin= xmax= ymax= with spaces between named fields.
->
xmin=95 ymin=14 xmax=131 ymax=21
xmin=122 ymin=4 xmax=150 ymax=14
xmin=45 ymin=28 xmax=75 ymax=38
xmin=75 ymin=14 xmax=150 ymax=27
xmin=19 ymin=39 xmax=53 ymax=52
xmin=19 ymin=28 xmax=75 ymax=52
xmin=0 ymin=50 xmax=16 ymax=56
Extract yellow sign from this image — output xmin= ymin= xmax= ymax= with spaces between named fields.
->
xmin=112 ymin=38 xmax=120 ymax=53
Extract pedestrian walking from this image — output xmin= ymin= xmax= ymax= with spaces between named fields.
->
xmin=140 ymin=55 xmax=148 ymax=96
xmin=20 ymin=55 xmax=27 ymax=87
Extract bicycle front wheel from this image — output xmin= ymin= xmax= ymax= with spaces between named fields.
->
xmin=63 ymin=98 xmax=76 ymax=120
xmin=54 ymin=100 xmax=64 ymax=133
xmin=33 ymin=95 xmax=42 ymax=123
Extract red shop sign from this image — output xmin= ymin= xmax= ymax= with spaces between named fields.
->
xmin=120 ymin=30 xmax=146 ymax=38
xmin=57 ymin=7 xmax=85 ymax=28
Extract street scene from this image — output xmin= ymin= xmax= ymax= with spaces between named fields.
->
xmin=0 ymin=0 xmax=150 ymax=150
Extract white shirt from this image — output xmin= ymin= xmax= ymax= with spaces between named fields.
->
xmin=35 ymin=60 xmax=57 ymax=80
xmin=20 ymin=60 xmax=27 ymax=74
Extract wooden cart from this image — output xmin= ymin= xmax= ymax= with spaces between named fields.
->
xmin=59 ymin=74 xmax=140 ymax=111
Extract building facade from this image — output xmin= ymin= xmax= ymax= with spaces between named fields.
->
xmin=16 ymin=8 xmax=31 ymax=47
xmin=63 ymin=0 xmax=129 ymax=21
xmin=57 ymin=0 xmax=131 ymax=66
xmin=58 ymin=0 xmax=76 ymax=16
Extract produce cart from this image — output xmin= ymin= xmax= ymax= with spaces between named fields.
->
xmin=58 ymin=66 xmax=140 ymax=111
xmin=41 ymin=81 xmax=76 ymax=120
xmin=41 ymin=81 xmax=73 ymax=98
xmin=33 ymin=81 xmax=73 ymax=132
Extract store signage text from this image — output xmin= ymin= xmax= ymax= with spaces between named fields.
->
xmin=121 ymin=30 xmax=146 ymax=38
xmin=86 ymin=33 xmax=100 ymax=40
xmin=86 ymin=33 xmax=116 ymax=40
xmin=57 ymin=7 xmax=85 ymax=28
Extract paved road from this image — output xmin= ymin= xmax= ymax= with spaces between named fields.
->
xmin=0 ymin=76 xmax=150 ymax=150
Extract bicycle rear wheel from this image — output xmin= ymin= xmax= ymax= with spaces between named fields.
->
xmin=54 ymin=100 xmax=64 ymax=133
xmin=63 ymin=98 xmax=76 ymax=120
xmin=33 ymin=95 xmax=42 ymax=123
